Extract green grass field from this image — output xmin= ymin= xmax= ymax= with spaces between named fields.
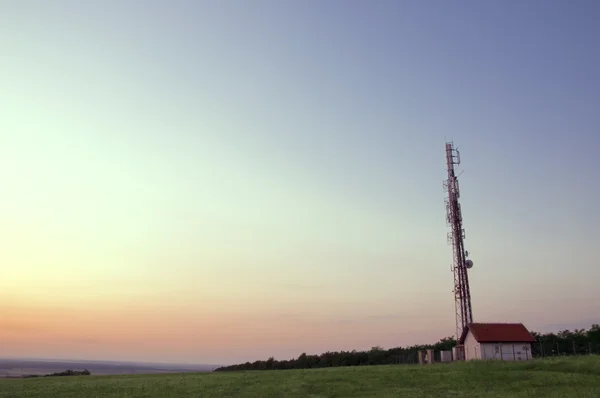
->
xmin=2 ymin=356 xmax=599 ymax=397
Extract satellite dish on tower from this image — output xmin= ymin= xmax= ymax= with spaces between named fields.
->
xmin=465 ymin=259 xmax=474 ymax=269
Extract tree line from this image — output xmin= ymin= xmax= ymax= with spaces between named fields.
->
xmin=532 ymin=324 xmax=600 ymax=357
xmin=214 ymin=323 xmax=600 ymax=372
xmin=23 ymin=369 xmax=91 ymax=378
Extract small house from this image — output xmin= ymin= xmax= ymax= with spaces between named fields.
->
xmin=459 ymin=322 xmax=536 ymax=361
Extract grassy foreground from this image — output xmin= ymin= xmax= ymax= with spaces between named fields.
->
xmin=2 ymin=356 xmax=599 ymax=397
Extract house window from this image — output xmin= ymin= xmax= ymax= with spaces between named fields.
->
xmin=495 ymin=345 xmax=500 ymax=354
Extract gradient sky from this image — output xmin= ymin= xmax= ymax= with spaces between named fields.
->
xmin=1 ymin=0 xmax=599 ymax=365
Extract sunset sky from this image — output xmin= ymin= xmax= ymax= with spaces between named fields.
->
xmin=1 ymin=0 xmax=599 ymax=365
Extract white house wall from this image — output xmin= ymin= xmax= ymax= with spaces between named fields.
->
xmin=480 ymin=342 xmax=533 ymax=361
xmin=481 ymin=343 xmax=498 ymax=359
xmin=463 ymin=331 xmax=482 ymax=360
xmin=464 ymin=330 xmax=533 ymax=361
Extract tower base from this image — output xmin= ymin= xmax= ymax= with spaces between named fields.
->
xmin=453 ymin=345 xmax=465 ymax=361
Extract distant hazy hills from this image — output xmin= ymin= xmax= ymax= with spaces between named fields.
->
xmin=0 ymin=357 xmax=221 ymax=377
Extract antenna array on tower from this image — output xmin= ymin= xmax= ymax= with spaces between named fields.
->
xmin=443 ymin=142 xmax=474 ymax=347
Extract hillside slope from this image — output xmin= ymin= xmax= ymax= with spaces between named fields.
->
xmin=1 ymin=356 xmax=599 ymax=397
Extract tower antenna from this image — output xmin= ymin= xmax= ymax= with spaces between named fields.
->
xmin=443 ymin=142 xmax=474 ymax=353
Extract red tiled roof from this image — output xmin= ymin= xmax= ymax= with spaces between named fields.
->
xmin=459 ymin=323 xmax=536 ymax=344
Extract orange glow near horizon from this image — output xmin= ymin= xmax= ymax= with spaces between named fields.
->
xmin=1 ymin=293 xmax=459 ymax=363
xmin=4 ymin=291 xmax=597 ymax=364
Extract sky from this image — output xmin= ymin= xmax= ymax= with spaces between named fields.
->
xmin=1 ymin=0 xmax=599 ymax=365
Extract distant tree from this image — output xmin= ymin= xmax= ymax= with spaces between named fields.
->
xmin=587 ymin=324 xmax=600 ymax=343
xmin=368 ymin=346 xmax=385 ymax=365
xmin=40 ymin=369 xmax=91 ymax=377
xmin=265 ymin=357 xmax=274 ymax=370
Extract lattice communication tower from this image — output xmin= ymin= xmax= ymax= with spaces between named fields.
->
xmin=443 ymin=142 xmax=474 ymax=345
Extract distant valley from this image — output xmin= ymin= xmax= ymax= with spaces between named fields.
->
xmin=0 ymin=358 xmax=220 ymax=378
